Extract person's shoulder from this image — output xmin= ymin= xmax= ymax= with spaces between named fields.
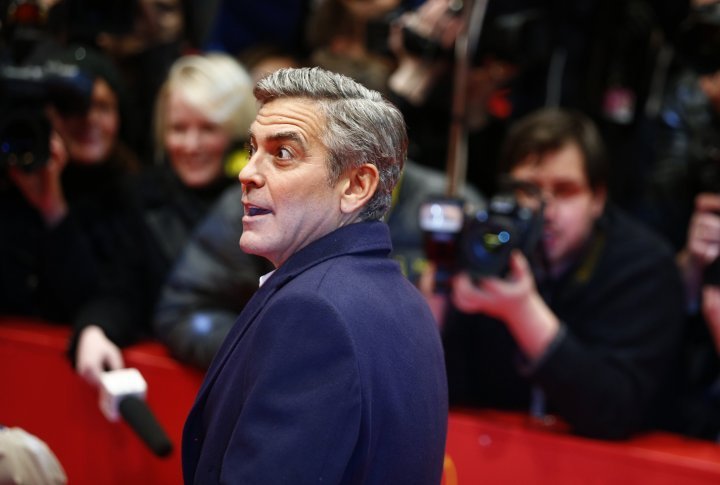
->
xmin=402 ymin=160 xmax=485 ymax=205
xmin=604 ymin=204 xmax=676 ymax=261
xmin=402 ymin=161 xmax=447 ymax=193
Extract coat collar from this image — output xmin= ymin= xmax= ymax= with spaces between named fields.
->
xmin=263 ymin=220 xmax=392 ymax=291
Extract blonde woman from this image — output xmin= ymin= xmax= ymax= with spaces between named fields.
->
xmin=72 ymin=53 xmax=257 ymax=386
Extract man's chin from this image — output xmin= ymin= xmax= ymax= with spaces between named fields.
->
xmin=239 ymin=235 xmax=267 ymax=255
xmin=238 ymin=236 xmax=257 ymax=255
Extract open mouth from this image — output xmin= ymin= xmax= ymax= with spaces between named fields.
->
xmin=247 ymin=206 xmax=272 ymax=216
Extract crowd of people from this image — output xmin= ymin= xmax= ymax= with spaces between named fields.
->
xmin=2 ymin=1 xmax=720 ymax=476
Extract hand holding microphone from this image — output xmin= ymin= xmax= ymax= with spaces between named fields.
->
xmin=76 ymin=325 xmax=124 ymax=387
xmin=98 ymin=368 xmax=173 ymax=457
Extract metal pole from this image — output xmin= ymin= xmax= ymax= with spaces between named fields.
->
xmin=445 ymin=0 xmax=489 ymax=197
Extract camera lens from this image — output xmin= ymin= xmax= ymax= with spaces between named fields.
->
xmin=461 ymin=213 xmax=517 ymax=277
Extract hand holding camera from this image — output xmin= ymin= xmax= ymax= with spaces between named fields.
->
xmin=677 ymin=193 xmax=720 ymax=295
xmin=452 ymin=249 xmax=535 ymax=318
xmin=685 ymin=193 xmax=720 ymax=269
xmin=7 ymin=129 xmax=70 ymax=226
xmin=451 ymin=251 xmax=559 ymax=360
xmin=385 ymin=0 xmax=463 ymax=105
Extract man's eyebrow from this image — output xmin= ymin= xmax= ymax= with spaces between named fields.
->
xmin=249 ymin=130 xmax=307 ymax=149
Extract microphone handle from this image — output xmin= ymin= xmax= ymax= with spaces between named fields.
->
xmin=118 ymin=395 xmax=173 ymax=457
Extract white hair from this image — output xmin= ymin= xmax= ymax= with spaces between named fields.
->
xmin=154 ymin=53 xmax=256 ymax=163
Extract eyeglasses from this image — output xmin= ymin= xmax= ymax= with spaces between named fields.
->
xmin=503 ymin=177 xmax=590 ymax=209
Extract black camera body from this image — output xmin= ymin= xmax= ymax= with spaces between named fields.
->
xmin=419 ymin=190 xmax=544 ymax=291
xmin=460 ymin=193 xmax=543 ymax=277
xmin=366 ymin=7 xmax=550 ymax=68
xmin=0 ymin=0 xmax=99 ymax=172
xmin=0 ymin=58 xmax=93 ymax=172
xmin=365 ymin=8 xmax=453 ymax=61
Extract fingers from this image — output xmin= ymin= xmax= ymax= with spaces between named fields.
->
xmin=702 ymin=285 xmax=720 ymax=316
xmin=418 ymin=261 xmax=437 ymax=297
xmin=701 ymin=285 xmax=720 ymax=353
xmin=78 ymin=348 xmax=124 ymax=387
xmin=451 ymin=272 xmax=488 ymax=313
xmin=75 ymin=326 xmax=124 ymax=387
xmin=695 ymin=192 xmax=720 ymax=213
xmin=688 ymin=211 xmax=720 ymax=265
xmin=387 ymin=19 xmax=406 ymax=56
xmin=402 ymin=0 xmax=464 ymax=49
xmin=78 ymin=349 xmax=124 ymax=387
xmin=418 ymin=262 xmax=451 ymax=327
xmin=49 ymin=131 xmax=69 ymax=171
xmin=106 ymin=346 xmax=125 ymax=372
xmin=507 ymin=250 xmax=530 ymax=281
xmin=78 ymin=359 xmax=105 ymax=387
xmin=699 ymin=73 xmax=720 ymax=107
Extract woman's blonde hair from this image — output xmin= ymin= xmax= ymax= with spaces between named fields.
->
xmin=154 ymin=53 xmax=256 ymax=163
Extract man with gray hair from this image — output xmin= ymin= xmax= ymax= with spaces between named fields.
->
xmin=182 ymin=67 xmax=448 ymax=484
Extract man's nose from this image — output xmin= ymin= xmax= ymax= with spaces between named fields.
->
xmin=239 ymin=156 xmax=260 ymax=186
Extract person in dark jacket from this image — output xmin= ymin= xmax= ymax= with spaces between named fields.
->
xmin=668 ymin=191 xmax=720 ymax=441
xmin=182 ymin=66 xmax=447 ymax=484
xmin=433 ymin=107 xmax=685 ymax=440
xmin=0 ymin=45 xmax=141 ymax=329
xmin=70 ymin=52 xmax=258 ymax=386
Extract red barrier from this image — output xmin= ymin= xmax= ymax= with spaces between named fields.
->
xmin=2 ymin=317 xmax=720 ymax=484
xmin=0 ymin=317 xmax=202 ymax=484
xmin=443 ymin=411 xmax=720 ymax=485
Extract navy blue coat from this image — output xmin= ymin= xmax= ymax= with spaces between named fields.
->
xmin=182 ymin=221 xmax=448 ymax=484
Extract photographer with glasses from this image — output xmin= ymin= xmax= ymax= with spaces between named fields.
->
xmin=427 ymin=108 xmax=685 ymax=440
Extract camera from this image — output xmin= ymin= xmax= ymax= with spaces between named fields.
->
xmin=419 ymin=182 xmax=544 ymax=292
xmin=0 ymin=0 xmax=95 ymax=172
xmin=365 ymin=8 xmax=455 ymax=62
xmin=0 ymin=60 xmax=93 ymax=172
xmin=366 ymin=6 xmax=550 ymax=68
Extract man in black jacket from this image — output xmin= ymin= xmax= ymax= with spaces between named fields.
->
xmin=437 ymin=108 xmax=685 ymax=439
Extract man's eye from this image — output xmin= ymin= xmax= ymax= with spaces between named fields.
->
xmin=246 ymin=142 xmax=256 ymax=157
xmin=277 ymin=147 xmax=292 ymax=159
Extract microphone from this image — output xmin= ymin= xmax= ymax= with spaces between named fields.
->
xmin=118 ymin=395 xmax=173 ymax=457
xmin=98 ymin=368 xmax=173 ymax=457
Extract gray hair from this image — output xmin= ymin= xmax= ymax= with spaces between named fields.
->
xmin=254 ymin=67 xmax=407 ymax=221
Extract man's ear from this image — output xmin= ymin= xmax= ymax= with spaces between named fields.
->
xmin=340 ymin=163 xmax=379 ymax=214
